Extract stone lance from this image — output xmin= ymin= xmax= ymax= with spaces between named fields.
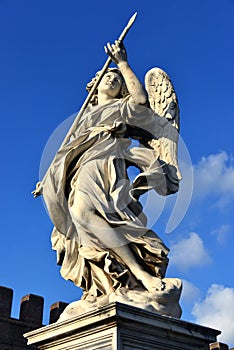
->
xmin=32 ymin=12 xmax=137 ymax=197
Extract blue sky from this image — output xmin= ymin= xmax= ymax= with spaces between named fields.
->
xmin=1 ymin=0 xmax=234 ymax=346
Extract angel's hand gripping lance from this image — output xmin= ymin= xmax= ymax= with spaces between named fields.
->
xmin=32 ymin=12 xmax=137 ymax=198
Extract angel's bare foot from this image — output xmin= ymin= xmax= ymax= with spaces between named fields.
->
xmin=140 ymin=275 xmax=165 ymax=292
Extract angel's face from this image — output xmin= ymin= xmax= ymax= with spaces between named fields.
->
xmin=98 ymin=71 xmax=123 ymax=98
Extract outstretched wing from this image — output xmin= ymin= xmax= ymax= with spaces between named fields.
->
xmin=145 ymin=67 xmax=182 ymax=189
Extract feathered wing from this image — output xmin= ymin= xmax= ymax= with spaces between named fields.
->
xmin=144 ymin=67 xmax=182 ymax=192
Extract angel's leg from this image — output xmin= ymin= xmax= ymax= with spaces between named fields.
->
xmin=70 ymin=190 xmax=164 ymax=292
xmin=112 ymin=244 xmax=164 ymax=291
xmin=70 ymin=189 xmax=130 ymax=247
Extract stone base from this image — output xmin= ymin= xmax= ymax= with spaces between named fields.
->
xmin=58 ymin=279 xmax=182 ymax=321
xmin=24 ymin=302 xmax=220 ymax=350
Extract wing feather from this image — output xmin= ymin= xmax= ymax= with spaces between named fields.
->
xmin=145 ymin=67 xmax=182 ymax=186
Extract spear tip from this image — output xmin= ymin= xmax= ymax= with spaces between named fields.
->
xmin=128 ymin=12 xmax=137 ymax=27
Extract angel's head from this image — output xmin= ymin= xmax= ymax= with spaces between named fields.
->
xmin=86 ymin=68 xmax=129 ymax=105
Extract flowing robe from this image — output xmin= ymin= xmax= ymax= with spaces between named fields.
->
xmin=41 ymin=97 xmax=180 ymax=298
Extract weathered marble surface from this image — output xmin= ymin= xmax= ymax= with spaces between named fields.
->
xmin=33 ymin=40 xmax=182 ymax=318
xmin=59 ymin=278 xmax=182 ymax=321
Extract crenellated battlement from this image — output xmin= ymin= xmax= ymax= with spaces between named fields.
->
xmin=0 ymin=285 xmax=68 ymax=349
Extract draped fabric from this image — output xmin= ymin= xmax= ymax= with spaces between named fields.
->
xmin=41 ymin=98 xmax=180 ymax=297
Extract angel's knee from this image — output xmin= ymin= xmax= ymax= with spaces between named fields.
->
xmin=71 ymin=190 xmax=94 ymax=219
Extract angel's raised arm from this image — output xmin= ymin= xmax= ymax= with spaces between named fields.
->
xmin=104 ymin=41 xmax=148 ymax=105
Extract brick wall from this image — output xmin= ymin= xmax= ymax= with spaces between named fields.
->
xmin=0 ymin=286 xmax=67 ymax=350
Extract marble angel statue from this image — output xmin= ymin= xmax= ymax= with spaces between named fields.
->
xmin=33 ymin=39 xmax=182 ymax=319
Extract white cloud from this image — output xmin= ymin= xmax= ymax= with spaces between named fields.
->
xmin=170 ymin=232 xmax=211 ymax=271
xmin=181 ymin=279 xmax=200 ymax=304
xmin=193 ymin=152 xmax=234 ymax=205
xmin=211 ymin=224 xmax=231 ymax=245
xmin=192 ymin=284 xmax=234 ymax=346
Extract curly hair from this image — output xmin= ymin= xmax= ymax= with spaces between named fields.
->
xmin=86 ymin=68 xmax=129 ymax=106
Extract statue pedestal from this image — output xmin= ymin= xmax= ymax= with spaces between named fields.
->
xmin=24 ymin=302 xmax=220 ymax=350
